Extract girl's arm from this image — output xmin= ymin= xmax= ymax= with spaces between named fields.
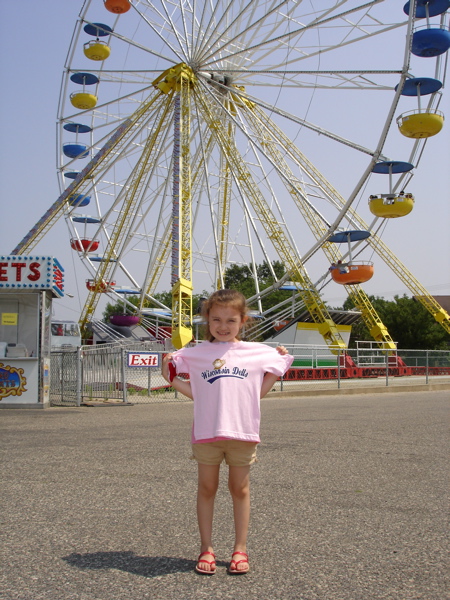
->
xmin=260 ymin=372 xmax=280 ymax=398
xmin=162 ymin=353 xmax=194 ymax=399
xmin=260 ymin=345 xmax=290 ymax=398
xmin=171 ymin=375 xmax=194 ymax=400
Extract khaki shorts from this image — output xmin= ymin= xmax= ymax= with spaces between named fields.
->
xmin=191 ymin=440 xmax=258 ymax=467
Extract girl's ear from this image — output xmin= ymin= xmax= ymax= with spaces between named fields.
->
xmin=241 ymin=314 xmax=249 ymax=325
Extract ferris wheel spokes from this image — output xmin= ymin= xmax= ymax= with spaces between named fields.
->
xmin=78 ymin=90 xmax=176 ymax=330
xmin=193 ymin=79 xmax=347 ymax=349
xmin=197 ymin=1 xmax=406 ymax=71
xmin=50 ymin=0 xmax=449 ymax=347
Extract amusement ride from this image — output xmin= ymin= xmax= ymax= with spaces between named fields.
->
xmin=11 ymin=0 xmax=450 ymax=349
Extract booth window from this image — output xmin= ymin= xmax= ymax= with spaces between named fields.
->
xmin=0 ymin=294 xmax=39 ymax=358
xmin=51 ymin=323 xmax=64 ymax=336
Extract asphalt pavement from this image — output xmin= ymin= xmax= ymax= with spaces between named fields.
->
xmin=1 ymin=390 xmax=448 ymax=600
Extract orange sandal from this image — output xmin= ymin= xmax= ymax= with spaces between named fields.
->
xmin=228 ymin=551 xmax=250 ymax=575
xmin=195 ymin=551 xmax=216 ymax=575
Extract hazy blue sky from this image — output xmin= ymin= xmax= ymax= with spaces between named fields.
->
xmin=0 ymin=1 xmax=449 ymax=323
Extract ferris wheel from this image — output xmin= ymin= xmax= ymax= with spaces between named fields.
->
xmin=13 ymin=0 xmax=450 ymax=348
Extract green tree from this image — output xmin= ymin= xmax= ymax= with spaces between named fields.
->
xmin=341 ymin=294 xmax=450 ymax=350
xmin=224 ymin=260 xmax=292 ymax=312
xmin=222 ymin=263 xmax=251 ymax=287
xmin=222 ymin=261 xmax=295 ymax=338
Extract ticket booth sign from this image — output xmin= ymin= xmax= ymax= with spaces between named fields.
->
xmin=0 ymin=256 xmax=64 ymax=298
xmin=0 ymin=256 xmax=62 ymax=408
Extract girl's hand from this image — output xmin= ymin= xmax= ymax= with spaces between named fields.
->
xmin=276 ymin=345 xmax=288 ymax=355
xmin=161 ymin=353 xmax=173 ymax=383
xmin=161 ymin=353 xmax=193 ymax=399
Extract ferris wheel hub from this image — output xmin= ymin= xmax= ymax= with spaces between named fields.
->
xmin=153 ymin=63 xmax=195 ymax=94
xmin=200 ymin=71 xmax=233 ymax=87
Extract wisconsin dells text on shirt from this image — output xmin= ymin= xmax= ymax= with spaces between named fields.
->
xmin=201 ymin=366 xmax=249 ymax=384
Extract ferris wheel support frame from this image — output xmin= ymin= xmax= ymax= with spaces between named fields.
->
xmin=36 ymin=0 xmax=448 ymax=346
xmin=141 ymin=125 xmax=216 ymax=302
xmin=195 ymin=79 xmax=347 ymax=351
xmin=241 ymin=104 xmax=396 ymax=349
xmin=217 ymin=116 xmax=234 ymax=290
xmin=254 ymin=104 xmax=450 ymax=335
xmin=156 ymin=64 xmax=195 ymax=349
xmin=78 ymin=91 xmax=175 ymax=332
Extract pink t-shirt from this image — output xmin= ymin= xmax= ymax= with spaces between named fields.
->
xmin=171 ymin=341 xmax=294 ymax=443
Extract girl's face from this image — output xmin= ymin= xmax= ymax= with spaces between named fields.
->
xmin=208 ymin=304 xmax=246 ymax=343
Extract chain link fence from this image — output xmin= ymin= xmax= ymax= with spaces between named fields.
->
xmin=50 ymin=342 xmax=450 ymax=406
xmin=50 ymin=341 xmax=187 ymax=406
xmin=50 ymin=349 xmax=80 ymax=406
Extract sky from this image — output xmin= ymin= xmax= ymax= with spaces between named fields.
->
xmin=0 ymin=1 xmax=449 ymax=324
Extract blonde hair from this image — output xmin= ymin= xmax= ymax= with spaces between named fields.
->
xmin=201 ymin=289 xmax=249 ymax=342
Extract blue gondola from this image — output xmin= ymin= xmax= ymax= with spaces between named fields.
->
xmin=372 ymin=161 xmax=414 ymax=175
xmin=396 ymin=77 xmax=443 ymax=96
xmin=71 ymin=215 xmax=101 ymax=224
xmin=84 ymin=22 xmax=113 ymax=36
xmin=68 ymin=194 xmax=91 ymax=208
xmin=63 ymin=123 xmax=93 ymax=134
xmin=63 ymin=143 xmax=89 ymax=159
xmin=404 ymin=0 xmax=450 ymax=18
xmin=70 ymin=72 xmax=99 ymax=86
xmin=412 ymin=26 xmax=450 ymax=57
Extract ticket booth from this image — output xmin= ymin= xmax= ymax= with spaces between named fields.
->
xmin=0 ymin=256 xmax=64 ymax=408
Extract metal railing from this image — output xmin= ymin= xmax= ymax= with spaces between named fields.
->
xmin=50 ymin=342 xmax=450 ymax=406
xmin=50 ymin=341 xmax=177 ymax=406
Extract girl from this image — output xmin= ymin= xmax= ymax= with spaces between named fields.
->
xmin=162 ymin=289 xmax=293 ymax=576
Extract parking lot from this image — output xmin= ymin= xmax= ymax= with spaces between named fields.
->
xmin=1 ymin=389 xmax=448 ymax=599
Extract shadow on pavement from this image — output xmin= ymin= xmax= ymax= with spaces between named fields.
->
xmin=63 ymin=551 xmax=201 ymax=578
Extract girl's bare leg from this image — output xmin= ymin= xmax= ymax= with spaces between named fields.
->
xmin=228 ymin=465 xmax=251 ymax=571
xmin=196 ymin=463 xmax=220 ymax=571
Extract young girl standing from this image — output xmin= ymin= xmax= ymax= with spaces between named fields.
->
xmin=162 ymin=289 xmax=293 ymax=575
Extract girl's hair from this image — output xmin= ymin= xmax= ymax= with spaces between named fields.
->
xmin=201 ymin=289 xmax=249 ymax=342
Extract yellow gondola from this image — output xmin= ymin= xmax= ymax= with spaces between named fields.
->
xmin=70 ymin=92 xmax=98 ymax=110
xmin=83 ymin=40 xmax=111 ymax=61
xmin=369 ymin=193 xmax=414 ymax=218
xmin=397 ymin=110 xmax=444 ymax=138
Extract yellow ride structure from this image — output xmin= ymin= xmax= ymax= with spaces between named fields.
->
xmin=10 ymin=0 xmax=450 ymax=348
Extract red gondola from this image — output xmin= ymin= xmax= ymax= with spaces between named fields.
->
xmin=86 ymin=279 xmax=116 ymax=292
xmin=70 ymin=238 xmax=100 ymax=252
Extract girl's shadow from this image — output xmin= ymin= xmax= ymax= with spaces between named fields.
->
xmin=63 ymin=550 xmax=228 ymax=578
